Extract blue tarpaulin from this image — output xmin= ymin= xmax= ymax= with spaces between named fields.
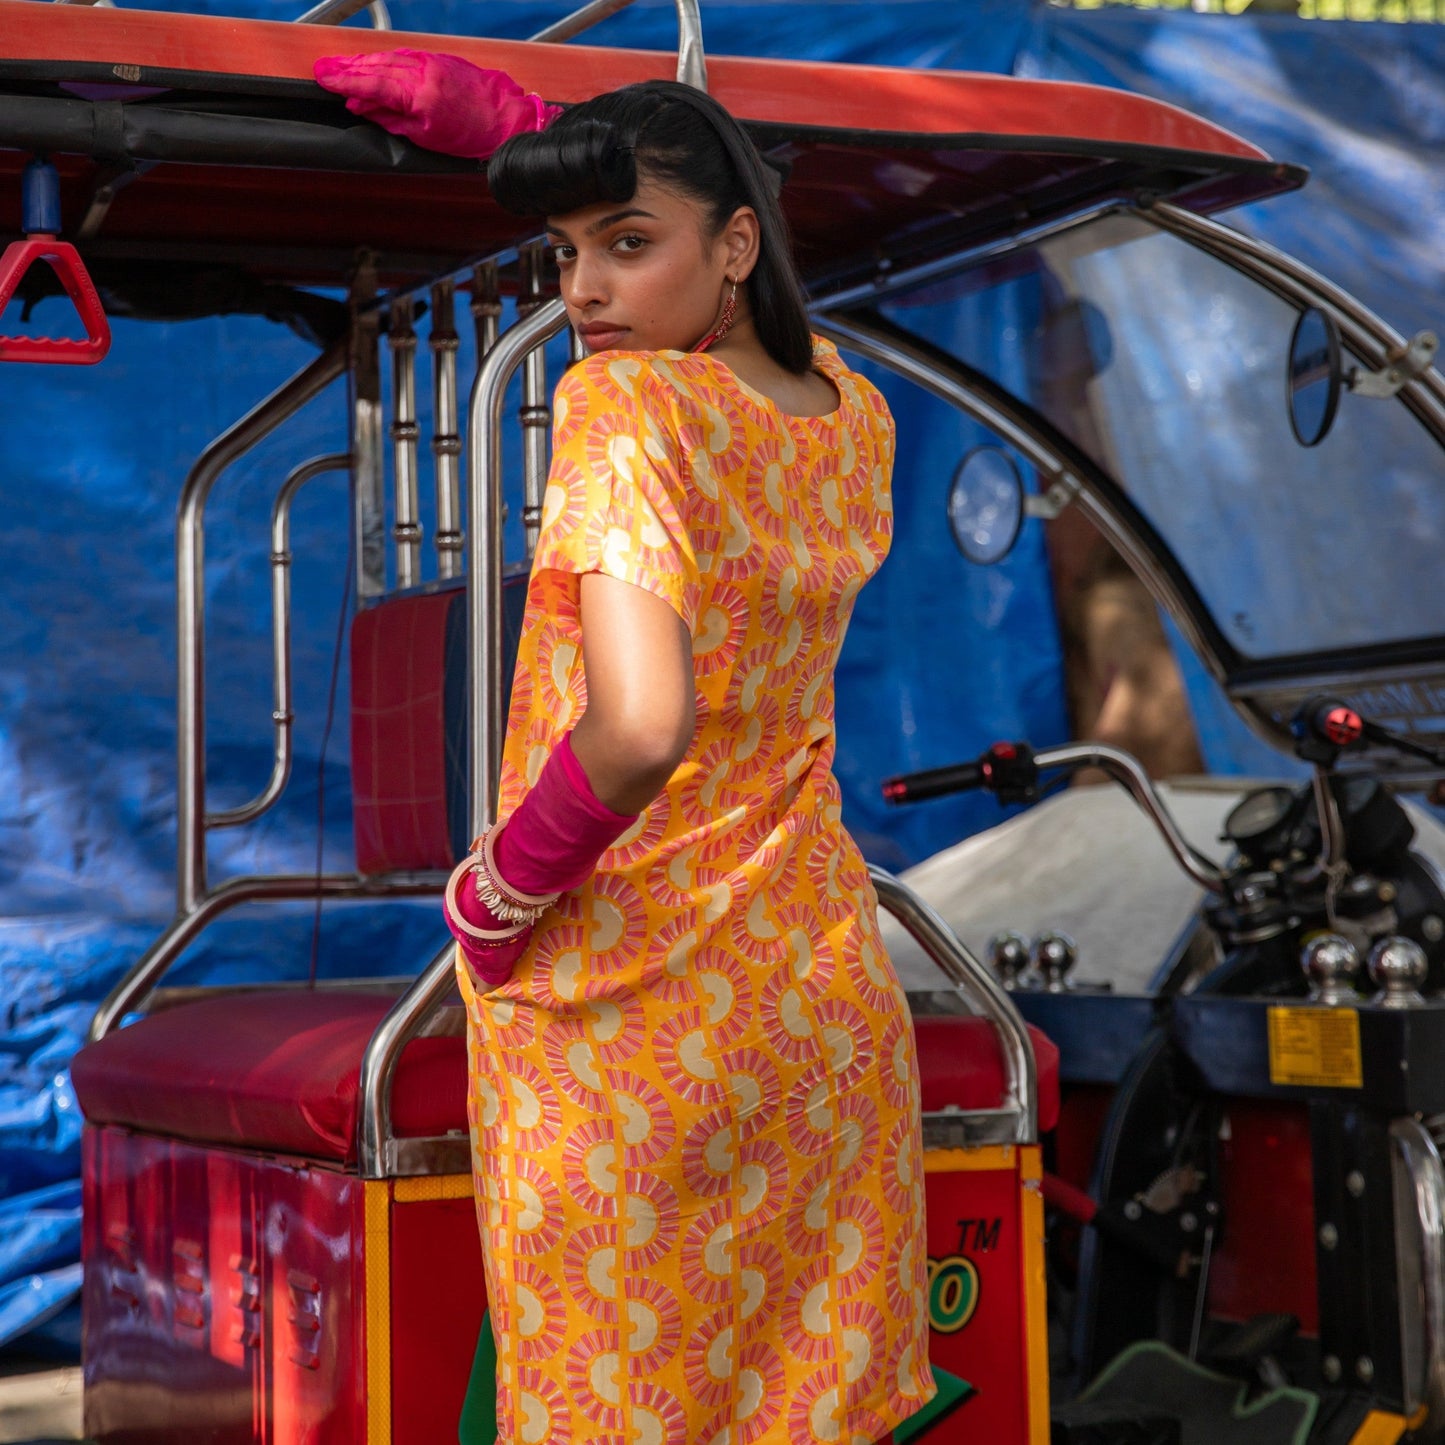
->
xmin=1 ymin=0 xmax=1441 ymax=1345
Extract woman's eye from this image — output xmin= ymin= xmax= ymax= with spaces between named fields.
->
xmin=614 ymin=234 xmax=647 ymax=254
xmin=550 ymin=244 xmax=576 ymax=264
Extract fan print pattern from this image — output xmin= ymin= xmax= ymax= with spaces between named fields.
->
xmin=458 ymin=339 xmax=934 ymax=1444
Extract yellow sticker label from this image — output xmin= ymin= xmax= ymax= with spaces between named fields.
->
xmin=1267 ymin=1006 xmax=1363 ymax=1089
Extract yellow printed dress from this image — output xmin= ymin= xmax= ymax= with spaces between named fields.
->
xmin=458 ymin=339 xmax=935 ymax=1445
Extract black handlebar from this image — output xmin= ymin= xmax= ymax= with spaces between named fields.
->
xmin=881 ymin=761 xmax=984 ymax=804
xmin=882 ymin=742 xmax=1038 ymax=806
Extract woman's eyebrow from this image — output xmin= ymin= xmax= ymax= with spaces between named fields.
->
xmin=547 ymin=208 xmax=659 ymax=242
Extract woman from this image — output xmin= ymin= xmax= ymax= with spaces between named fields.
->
xmin=320 ymin=54 xmax=934 ymax=1445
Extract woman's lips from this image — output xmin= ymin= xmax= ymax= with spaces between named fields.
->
xmin=577 ymin=323 xmax=628 ymax=350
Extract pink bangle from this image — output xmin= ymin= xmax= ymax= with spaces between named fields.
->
xmin=443 ymin=853 xmax=530 ymax=947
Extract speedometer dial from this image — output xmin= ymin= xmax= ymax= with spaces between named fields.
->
xmin=1223 ymin=785 xmax=1298 ymax=858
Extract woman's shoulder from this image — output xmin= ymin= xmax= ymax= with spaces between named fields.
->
xmin=810 ymin=337 xmax=895 ymax=439
xmin=558 ymin=348 xmax=697 ymax=399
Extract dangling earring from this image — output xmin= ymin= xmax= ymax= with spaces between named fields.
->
xmin=694 ymin=277 xmax=739 ymax=353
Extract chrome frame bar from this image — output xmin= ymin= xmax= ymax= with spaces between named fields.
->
xmin=531 ymin=0 xmax=710 ymax=90
xmin=518 ymin=245 xmax=552 ymax=558
xmin=294 ymin=0 xmax=391 ymax=26
xmin=351 ymin=277 xmax=387 ymax=602
xmin=530 ymin=0 xmax=635 ymax=42
xmin=175 ymin=342 xmax=348 ymax=913
xmin=388 ymin=296 xmax=422 ymax=590
xmin=870 ymin=867 xmax=1038 ymax=1144
xmin=431 ymin=279 xmax=465 ymax=580
xmin=530 ymin=0 xmax=707 ymax=90
xmin=357 ymin=938 xmax=458 ymax=1177
xmin=813 ymin=202 xmax=1120 ymax=314
xmin=1031 ymin=743 xmax=1225 ymax=893
xmin=470 ymin=262 xmax=502 ymax=362
xmin=466 ymin=298 xmax=569 ymax=838
xmin=207 ymin=453 xmax=350 ymax=831
xmin=1145 ymin=200 xmax=1445 ymax=445
xmin=87 ymin=870 xmax=444 ymax=1042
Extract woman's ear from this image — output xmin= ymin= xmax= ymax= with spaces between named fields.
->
xmin=721 ymin=206 xmax=761 ymax=283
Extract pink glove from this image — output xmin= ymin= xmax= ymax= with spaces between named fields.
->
xmin=313 ymin=49 xmax=559 ymax=160
xmin=494 ymin=733 xmax=636 ymax=894
xmin=444 ymin=734 xmax=635 ymax=987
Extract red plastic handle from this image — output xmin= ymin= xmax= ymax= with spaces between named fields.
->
xmin=0 ymin=235 xmax=111 ymax=364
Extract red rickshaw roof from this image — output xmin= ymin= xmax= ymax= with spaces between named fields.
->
xmin=0 ymin=3 xmax=1304 ymax=300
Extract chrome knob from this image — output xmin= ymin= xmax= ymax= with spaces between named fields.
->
xmin=1034 ymin=931 xmax=1078 ymax=993
xmin=1302 ymin=934 xmax=1361 ymax=1006
xmin=1367 ymin=936 xmax=1428 ymax=1009
xmin=987 ymin=931 xmax=1031 ymax=989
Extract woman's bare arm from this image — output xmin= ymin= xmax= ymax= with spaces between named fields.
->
xmin=568 ymin=571 xmax=695 ymax=814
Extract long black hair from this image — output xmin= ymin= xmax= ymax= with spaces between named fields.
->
xmin=487 ymin=81 xmax=814 ymax=375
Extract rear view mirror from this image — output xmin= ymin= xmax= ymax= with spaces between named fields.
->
xmin=1286 ymin=306 xmax=1342 ymax=447
xmin=947 ymin=446 xmax=1025 ymax=565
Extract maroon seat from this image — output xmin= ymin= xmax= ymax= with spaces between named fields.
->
xmin=913 ymin=1016 xmax=1061 ymax=1133
xmin=73 ymin=993 xmax=1058 ymax=1166
xmin=71 ymin=990 xmax=467 ymax=1165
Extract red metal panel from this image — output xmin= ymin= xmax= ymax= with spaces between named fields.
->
xmin=922 ymin=1158 xmax=1031 ymax=1440
xmin=83 ymin=1125 xmax=368 ymax=1444
xmin=388 ymin=1190 xmax=489 ymax=1445
xmin=1207 ymin=1100 xmax=1318 ymax=1334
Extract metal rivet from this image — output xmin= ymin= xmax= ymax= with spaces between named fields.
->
xmin=1180 ymin=1212 xmax=1198 ymax=1233
xmin=1357 ymin=1356 xmax=1375 ymax=1384
xmin=1346 ymin=1171 xmax=1365 ymax=1198
xmin=1124 ymin=1200 xmax=1143 ymax=1221
xmin=1319 ymin=1223 xmax=1339 ymax=1250
xmin=1424 ymin=915 xmax=1444 ymax=943
xmin=1323 ymin=1355 xmax=1342 ymax=1383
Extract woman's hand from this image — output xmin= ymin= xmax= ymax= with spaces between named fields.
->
xmin=313 ymin=49 xmax=559 ymax=159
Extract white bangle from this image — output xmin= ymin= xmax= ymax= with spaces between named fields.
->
xmin=472 ymin=819 xmax=560 ymax=925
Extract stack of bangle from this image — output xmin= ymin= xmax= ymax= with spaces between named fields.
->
xmin=443 ymin=819 xmax=559 ymax=950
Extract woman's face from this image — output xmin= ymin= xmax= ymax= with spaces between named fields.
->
xmin=546 ymin=177 xmax=753 ymax=354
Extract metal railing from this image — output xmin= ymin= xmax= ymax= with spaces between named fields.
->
xmin=466 ymin=297 xmax=569 ymax=837
xmin=293 ymin=0 xmax=392 ymax=27
xmin=174 ymin=342 xmax=348 ymax=912
xmin=207 ymin=452 xmax=351 ymax=831
xmin=531 ymin=0 xmax=707 ymax=90
xmin=871 ymin=869 xmax=1039 ymax=1145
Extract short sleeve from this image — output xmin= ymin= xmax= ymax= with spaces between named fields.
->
xmin=532 ymin=355 xmax=702 ymax=630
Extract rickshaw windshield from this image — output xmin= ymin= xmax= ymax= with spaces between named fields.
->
xmin=896 ymin=212 xmax=1445 ymax=665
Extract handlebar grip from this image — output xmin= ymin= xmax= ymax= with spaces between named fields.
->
xmin=881 ymin=761 xmax=985 ymax=804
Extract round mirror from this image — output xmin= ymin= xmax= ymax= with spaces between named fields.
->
xmin=1286 ymin=306 xmax=1342 ymax=447
xmin=947 ymin=446 xmax=1025 ymax=565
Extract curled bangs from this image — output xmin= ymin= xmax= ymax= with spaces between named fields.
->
xmin=487 ymin=95 xmax=659 ymax=220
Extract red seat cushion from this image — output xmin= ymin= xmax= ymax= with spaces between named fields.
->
xmin=913 ymin=1015 xmax=1061 ymax=1133
xmin=71 ymin=993 xmax=1059 ymax=1165
xmin=70 ymin=991 xmax=467 ymax=1165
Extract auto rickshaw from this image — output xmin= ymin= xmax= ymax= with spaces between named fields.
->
xmin=2 ymin=0 xmax=1441 ymax=1440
